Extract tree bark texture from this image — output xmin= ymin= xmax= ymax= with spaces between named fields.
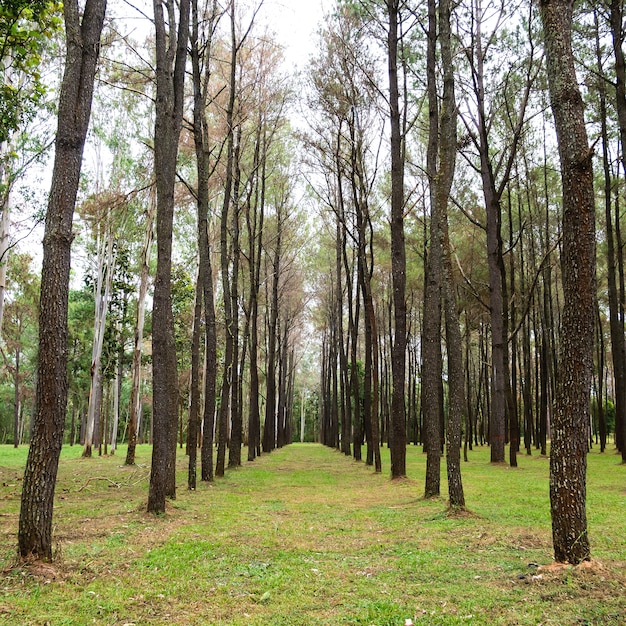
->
xmin=18 ymin=0 xmax=107 ymax=560
xmin=540 ymin=0 xmax=595 ymax=565
xmin=147 ymin=0 xmax=190 ymax=513
xmin=387 ymin=0 xmax=407 ymax=478
xmin=422 ymin=0 xmax=443 ymax=498
xmin=609 ymin=0 xmax=626 ymax=460
xmin=437 ymin=0 xmax=465 ymax=509
xmin=596 ymin=11 xmax=619 ymax=455
xmin=189 ymin=0 xmax=218 ymax=482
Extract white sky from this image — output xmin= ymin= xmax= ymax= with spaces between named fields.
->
xmin=115 ymin=0 xmax=330 ymax=67
xmin=259 ymin=0 xmax=330 ymax=67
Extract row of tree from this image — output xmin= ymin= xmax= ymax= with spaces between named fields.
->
xmin=306 ymin=0 xmax=618 ymax=566
xmin=0 ymin=0 xmax=620 ymax=566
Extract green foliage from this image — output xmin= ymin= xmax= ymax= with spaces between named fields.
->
xmin=101 ymin=244 xmax=135 ymax=382
xmin=67 ymin=286 xmax=95 ymax=434
xmin=592 ymin=397 xmax=615 ymax=436
xmin=171 ymin=263 xmax=195 ymax=373
xmin=0 ymin=0 xmax=61 ymax=142
xmin=0 ymin=252 xmax=39 ymax=443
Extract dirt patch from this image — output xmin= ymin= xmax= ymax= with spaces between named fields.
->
xmin=3 ymin=558 xmax=67 ymax=582
xmin=446 ymin=506 xmax=481 ymax=519
xmin=538 ymin=558 xmax=604 ymax=573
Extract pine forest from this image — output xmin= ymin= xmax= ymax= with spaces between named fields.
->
xmin=0 ymin=0 xmax=625 ymax=623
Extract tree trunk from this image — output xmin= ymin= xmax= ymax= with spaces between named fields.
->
xmin=608 ymin=0 xmax=626 ymax=460
xmin=540 ymin=0 xmax=595 ymax=565
xmin=18 ymin=0 xmax=107 ymax=560
xmin=507 ymin=191 xmax=519 ymax=467
xmin=188 ymin=269 xmax=202 ymax=489
xmin=596 ymin=10 xmax=616 ymax=455
xmin=0 ymin=183 xmax=11 ymax=339
xmin=262 ymin=203 xmax=282 ymax=453
xmin=125 ymin=194 xmax=154 ymax=465
xmin=147 ymin=0 xmax=190 ymax=513
xmin=228 ymin=128 xmax=243 ymax=468
xmin=246 ymin=118 xmax=266 ymax=462
xmin=422 ymin=0 xmax=443 ymax=498
xmin=189 ymin=0 xmax=218 ymax=482
xmin=437 ymin=0 xmax=465 ymax=508
xmin=84 ymin=227 xmax=115 ymax=457
xmin=110 ymin=341 xmax=122 ymax=453
xmin=13 ymin=344 xmax=20 ymax=447
xmin=470 ymin=5 xmax=507 ymax=464
xmin=387 ymin=0 xmax=407 ymax=478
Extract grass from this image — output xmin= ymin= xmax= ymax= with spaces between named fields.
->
xmin=0 ymin=442 xmax=625 ymax=625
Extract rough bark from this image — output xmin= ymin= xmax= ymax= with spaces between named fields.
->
xmin=18 ymin=0 xmax=107 ymax=560
xmin=540 ymin=0 xmax=595 ymax=565
xmin=422 ymin=0 xmax=443 ymax=498
xmin=609 ymin=0 xmax=626 ymax=460
xmin=147 ymin=0 xmax=190 ymax=513
xmin=438 ymin=0 xmax=465 ymax=509
xmin=596 ymin=11 xmax=616 ymax=455
xmin=387 ymin=0 xmax=407 ymax=478
xmin=189 ymin=0 xmax=219 ymax=482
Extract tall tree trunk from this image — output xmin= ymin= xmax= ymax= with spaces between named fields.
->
xmin=18 ymin=0 xmax=107 ymax=560
xmin=262 ymin=203 xmax=282 ymax=453
xmin=351 ymin=284 xmax=362 ymax=461
xmin=84 ymin=227 xmax=115 ymax=457
xmin=471 ymin=3 xmax=507 ymax=463
xmin=246 ymin=119 xmax=265 ymax=462
xmin=147 ymin=0 xmax=190 ymax=513
xmin=336 ymin=209 xmax=350 ymax=454
xmin=608 ymin=0 xmax=626 ymax=460
xmin=517 ymin=183 xmax=534 ymax=456
xmin=188 ymin=268 xmax=202 ymax=490
xmin=189 ymin=0 xmax=219 ymax=482
xmin=422 ymin=0 xmax=443 ymax=498
xmin=277 ymin=319 xmax=289 ymax=448
xmin=387 ymin=0 xmax=407 ymax=478
xmin=540 ymin=0 xmax=595 ymax=565
xmin=437 ymin=0 xmax=465 ymax=509
xmin=228 ymin=129 xmax=243 ymax=468
xmin=110 ymin=337 xmax=122 ymax=453
xmin=507 ymin=191 xmax=519 ymax=467
xmin=215 ymin=3 xmax=238 ymax=478
xmin=126 ymin=195 xmax=155 ymax=465
xmin=13 ymin=344 xmax=20 ymax=448
xmin=596 ymin=10 xmax=616 ymax=455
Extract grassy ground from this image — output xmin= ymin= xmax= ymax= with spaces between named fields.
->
xmin=0 ymin=442 xmax=625 ymax=625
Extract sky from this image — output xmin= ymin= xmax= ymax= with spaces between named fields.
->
xmin=116 ymin=0 xmax=330 ymax=68
xmin=259 ymin=0 xmax=330 ymax=67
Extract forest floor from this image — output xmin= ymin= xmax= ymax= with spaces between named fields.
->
xmin=0 ymin=442 xmax=625 ymax=625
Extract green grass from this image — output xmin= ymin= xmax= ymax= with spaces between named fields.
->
xmin=1 ymin=442 xmax=625 ymax=625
